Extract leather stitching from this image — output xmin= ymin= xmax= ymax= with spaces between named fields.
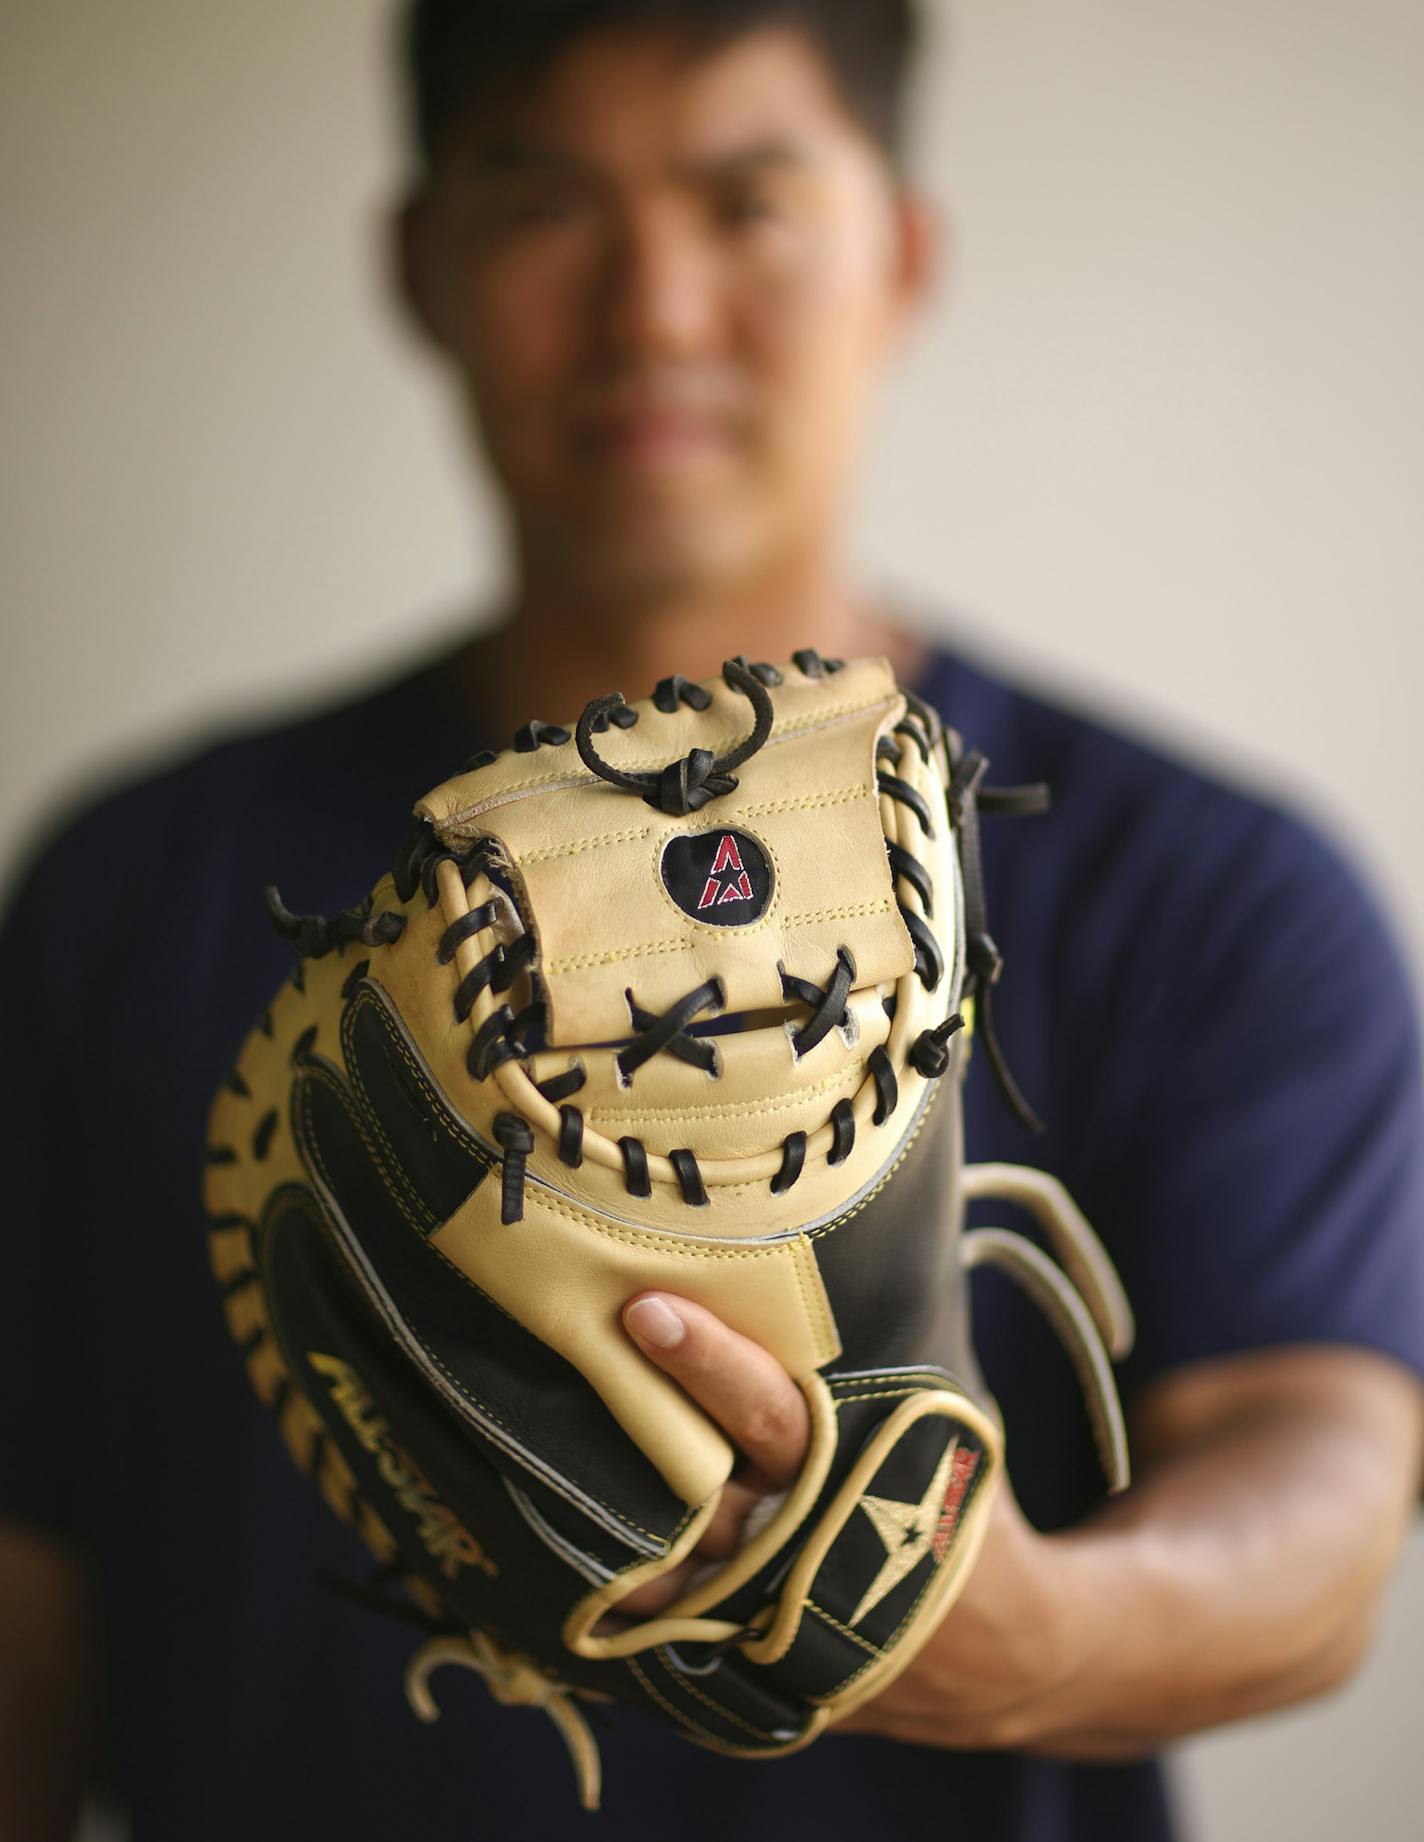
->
xmin=650 ymin=1650 xmax=785 ymax=1741
xmin=295 ymin=1081 xmax=670 ymax=1546
xmin=587 ymin=1064 xmax=859 ymax=1128
xmin=519 ymin=825 xmax=653 ymax=864
xmin=782 ymin=899 xmax=894 ymax=928
xmin=626 ymin=1657 xmax=731 ymax=1745
xmin=546 ymin=937 xmax=696 ymax=975
xmin=804 ymin=1601 xmax=882 ymax=1658
xmin=435 ymin=693 xmax=897 ymax=827
xmin=738 ymin=786 xmax=870 ymax=819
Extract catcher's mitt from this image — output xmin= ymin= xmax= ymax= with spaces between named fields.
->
xmin=205 ymin=652 xmax=1132 ymax=1808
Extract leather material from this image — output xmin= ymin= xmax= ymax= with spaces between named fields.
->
xmin=205 ymin=653 xmax=1132 ymax=1804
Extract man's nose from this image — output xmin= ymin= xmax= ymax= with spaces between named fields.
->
xmin=593 ymin=211 xmax=719 ymax=360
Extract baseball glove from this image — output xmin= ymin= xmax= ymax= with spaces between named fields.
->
xmin=205 ymin=651 xmax=1133 ymax=1808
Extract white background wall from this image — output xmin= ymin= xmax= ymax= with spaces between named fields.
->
xmin=3 ymin=2 xmax=1420 ymax=1836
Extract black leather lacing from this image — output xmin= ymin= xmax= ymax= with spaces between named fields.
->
xmin=616 ymin=980 xmax=726 ymax=1084
xmin=265 ymin=887 xmax=406 ymax=959
xmin=791 ymin=649 xmax=845 ymax=679
xmin=868 ymin=1044 xmax=898 ymax=1124
xmin=653 ymin=674 xmax=712 ymax=713
xmin=875 ymin=747 xmax=946 ymax=996
xmin=452 ymin=934 xmax=537 ymax=1025
xmin=669 ymin=1148 xmax=708 ymax=1207
xmin=909 ymin=1011 xmax=965 ymax=1079
xmin=513 ymin=720 xmax=570 ymax=753
xmin=771 ymin=1130 xmax=807 ymax=1194
xmin=780 ymin=949 xmax=855 ymax=1058
xmin=576 ymin=659 xmax=774 ymax=818
xmin=726 ymin=654 xmax=784 ymax=688
xmin=944 ymin=741 xmax=1050 ymax=1133
xmin=827 ymin=1098 xmax=856 ymax=1165
xmin=619 ymin=1136 xmax=652 ymax=1199
xmin=438 ymin=903 xmax=499 ymax=965
xmin=493 ymin=1113 xmax=534 ymax=1223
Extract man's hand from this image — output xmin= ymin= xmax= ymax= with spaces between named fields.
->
xmin=619 ymin=1292 xmax=809 ymax=1617
xmin=622 ymin=1292 xmax=1424 ymax=1756
xmin=620 ymin=1288 xmax=1091 ymax=1738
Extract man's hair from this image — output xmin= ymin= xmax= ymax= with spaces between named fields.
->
xmin=400 ymin=0 xmax=921 ymax=175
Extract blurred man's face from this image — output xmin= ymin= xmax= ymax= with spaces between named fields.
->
xmin=401 ymin=23 xmax=930 ymax=608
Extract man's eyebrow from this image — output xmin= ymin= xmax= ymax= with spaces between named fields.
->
xmin=464 ymin=134 xmax=821 ymax=183
xmin=674 ymin=136 xmax=822 ymax=181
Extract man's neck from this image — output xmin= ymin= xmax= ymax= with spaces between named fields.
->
xmin=457 ymin=563 xmax=929 ymax=740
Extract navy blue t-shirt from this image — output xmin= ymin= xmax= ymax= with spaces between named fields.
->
xmin=3 ymin=638 xmax=1422 ymax=1841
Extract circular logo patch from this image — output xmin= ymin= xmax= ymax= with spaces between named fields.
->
xmin=660 ymin=828 xmax=773 ymax=927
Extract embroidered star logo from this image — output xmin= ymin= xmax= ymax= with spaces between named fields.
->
xmin=697 ymin=834 xmax=754 ymax=910
xmin=848 ymin=1437 xmax=981 ymax=1627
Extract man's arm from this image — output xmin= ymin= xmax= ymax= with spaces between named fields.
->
xmin=0 ymin=1520 xmax=94 ymax=1842
xmin=623 ymin=1297 xmax=1424 ymax=1754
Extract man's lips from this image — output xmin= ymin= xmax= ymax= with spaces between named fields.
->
xmin=576 ymin=411 xmax=733 ymax=465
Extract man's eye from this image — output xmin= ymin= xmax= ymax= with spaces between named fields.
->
xmin=491 ymin=189 xmax=582 ymax=229
xmin=719 ymin=190 xmax=780 ymax=227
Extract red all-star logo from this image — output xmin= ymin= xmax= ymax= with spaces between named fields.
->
xmin=931 ymin=1446 xmax=981 ymax=1563
xmin=698 ymin=833 xmax=755 ymax=911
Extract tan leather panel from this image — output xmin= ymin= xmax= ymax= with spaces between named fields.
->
xmin=416 ymin=661 xmax=913 ymax=1045
xmin=523 ymin=987 xmax=891 ymax=1161
xmin=433 ymin=1176 xmax=841 ymax=1506
xmin=420 ymin=656 xmax=900 ymax=832
xmin=368 ymin=853 xmax=944 ymax=1236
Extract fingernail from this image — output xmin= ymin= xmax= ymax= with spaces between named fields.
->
xmin=626 ymin=1296 xmax=685 ymax=1351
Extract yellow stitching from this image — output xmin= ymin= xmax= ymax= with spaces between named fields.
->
xmin=805 ymin=1601 xmax=882 ymax=1658
xmin=343 ymin=987 xmax=483 ymax=1230
xmin=547 ymin=937 xmax=695 ymax=975
xmin=830 ymin=1372 xmax=953 ymax=1396
xmin=527 ymin=1186 xmax=786 ymax=1259
xmin=389 ymin=1319 xmax=665 ymax=1544
xmin=519 ymin=825 xmax=652 ymax=864
xmin=588 ymin=1065 xmax=860 ymax=1128
xmin=805 ymin=1097 xmax=935 ymax=1240
xmin=296 ymin=1082 xmax=664 ymax=1543
xmin=652 ymin=1652 xmax=784 ymax=1740
xmin=436 ymin=693 xmax=896 ymax=827
xmin=738 ymin=786 xmax=871 ymax=819
xmin=626 ymin=1657 xmax=730 ymax=1746
xmin=302 ymin=1062 xmax=434 ymax=1241
xmin=795 ymin=1234 xmax=837 ymax=1360
xmin=829 ymin=1386 xmax=933 ymax=1405
xmin=783 ymin=900 xmax=894 ymax=928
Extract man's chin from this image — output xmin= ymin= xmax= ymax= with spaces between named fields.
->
xmin=545 ymin=517 xmax=759 ymax=610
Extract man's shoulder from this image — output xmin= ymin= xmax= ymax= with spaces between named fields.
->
xmin=4 ymin=644 xmax=466 ymax=950
xmin=3 ymin=644 xmax=465 ymax=920
xmin=923 ymin=638 xmax=1368 ymax=927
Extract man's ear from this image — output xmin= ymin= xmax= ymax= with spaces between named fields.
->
xmin=881 ymin=184 xmax=950 ymax=356
xmin=387 ymin=188 xmax=452 ymax=355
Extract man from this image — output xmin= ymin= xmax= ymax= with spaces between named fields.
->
xmin=2 ymin=3 xmax=1421 ymax=1838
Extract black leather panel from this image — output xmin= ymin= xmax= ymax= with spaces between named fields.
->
xmin=810 ymin=1060 xmax=976 ymax=1386
xmin=291 ymin=1056 xmax=691 ymax=1550
xmin=773 ymin=1405 xmax=990 ymax=1701
xmin=261 ymin=1182 xmax=531 ymax=1636
xmin=342 ymin=980 xmax=493 ymax=1233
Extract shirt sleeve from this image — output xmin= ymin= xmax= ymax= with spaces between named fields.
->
xmin=0 ymin=824 xmax=89 ymax=1541
xmin=1079 ymin=796 xmax=1424 ymax=1392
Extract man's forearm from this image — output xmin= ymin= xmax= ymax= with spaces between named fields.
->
xmin=0 ymin=1521 xmax=93 ymax=1842
xmin=837 ymin=1346 xmax=1424 ymax=1757
xmin=1039 ymin=1375 xmax=1418 ymax=1755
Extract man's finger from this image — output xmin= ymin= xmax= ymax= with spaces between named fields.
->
xmin=622 ymin=1292 xmax=810 ymax=1489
